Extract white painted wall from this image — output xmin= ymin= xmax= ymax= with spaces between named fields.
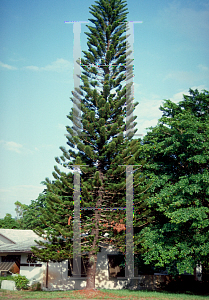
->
xmin=95 ymin=244 xmax=127 ymax=289
xmin=2 ymin=249 xmax=203 ymax=290
xmin=20 ymin=253 xmax=46 ymax=286
xmin=44 ymin=260 xmax=86 ymax=290
xmin=44 ymin=244 xmax=129 ymax=290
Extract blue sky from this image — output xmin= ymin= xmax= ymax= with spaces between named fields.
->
xmin=0 ymin=0 xmax=209 ymax=218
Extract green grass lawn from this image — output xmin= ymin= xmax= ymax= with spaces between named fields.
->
xmin=0 ymin=288 xmax=209 ymax=300
xmin=100 ymin=289 xmax=209 ymax=299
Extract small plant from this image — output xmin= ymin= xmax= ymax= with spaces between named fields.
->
xmin=30 ymin=281 xmax=42 ymax=291
xmin=13 ymin=274 xmax=29 ymax=290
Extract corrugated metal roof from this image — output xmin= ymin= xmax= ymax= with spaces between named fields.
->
xmin=0 ymin=262 xmax=16 ymax=271
xmin=0 ymin=229 xmax=40 ymax=244
xmin=0 ymin=229 xmax=46 ymax=253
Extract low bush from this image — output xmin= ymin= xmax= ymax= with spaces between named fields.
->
xmin=13 ymin=274 xmax=29 ymax=290
xmin=29 ymin=281 xmax=42 ymax=291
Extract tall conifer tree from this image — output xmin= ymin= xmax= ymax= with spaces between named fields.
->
xmin=32 ymin=0 xmax=153 ymax=289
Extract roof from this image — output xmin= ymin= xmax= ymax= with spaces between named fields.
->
xmin=0 ymin=229 xmax=45 ymax=253
xmin=0 ymin=262 xmax=16 ymax=271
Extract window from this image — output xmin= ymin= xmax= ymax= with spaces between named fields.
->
xmin=68 ymin=255 xmax=88 ymax=277
xmin=108 ymin=254 xmax=125 ymax=278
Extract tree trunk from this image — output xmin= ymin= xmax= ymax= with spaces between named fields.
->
xmin=86 ymin=254 xmax=97 ymax=289
xmin=85 ymin=162 xmax=104 ymax=289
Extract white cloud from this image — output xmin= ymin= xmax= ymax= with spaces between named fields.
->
xmin=0 ymin=140 xmax=23 ymax=153
xmin=169 ymin=90 xmax=190 ymax=103
xmin=0 ymin=140 xmax=39 ymax=154
xmin=134 ymin=82 xmax=142 ymax=94
xmin=135 ymin=97 xmax=164 ymax=119
xmin=0 ymin=185 xmax=44 ymax=218
xmin=24 ymin=58 xmax=72 ymax=72
xmin=135 ymin=118 xmax=159 ymax=137
xmin=0 ymin=140 xmax=56 ymax=155
xmin=0 ymin=61 xmax=17 ymax=70
xmin=198 ymin=64 xmax=209 ymax=72
xmin=132 ymin=84 xmax=207 ymax=138
xmin=30 ymin=144 xmax=57 ymax=153
xmin=158 ymin=1 xmax=209 ymax=42
xmin=170 ymin=85 xmax=207 ymax=103
xmin=163 ymin=71 xmax=197 ymax=83
xmin=25 ymin=65 xmax=39 ymax=71
xmin=58 ymin=124 xmax=66 ymax=130
xmin=36 ymin=144 xmax=55 ymax=150
xmin=130 ymin=92 xmax=165 ymax=137
xmin=9 ymin=57 xmax=25 ymax=62
xmin=163 ymin=67 xmax=209 ymax=84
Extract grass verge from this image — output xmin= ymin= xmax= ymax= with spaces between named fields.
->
xmin=100 ymin=289 xmax=209 ymax=299
xmin=0 ymin=288 xmax=208 ymax=299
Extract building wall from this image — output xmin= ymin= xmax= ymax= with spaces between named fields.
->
xmin=45 ymin=244 xmax=129 ymax=290
xmin=19 ymin=253 xmax=46 ymax=286
xmin=45 ymin=260 xmax=87 ymax=290
xmin=44 ymin=245 xmax=202 ymax=290
xmin=1 ymin=250 xmax=202 ymax=290
xmin=95 ymin=244 xmax=127 ymax=289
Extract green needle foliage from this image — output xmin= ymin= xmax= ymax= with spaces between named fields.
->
xmin=137 ymin=89 xmax=209 ymax=276
xmin=31 ymin=0 xmax=152 ymax=289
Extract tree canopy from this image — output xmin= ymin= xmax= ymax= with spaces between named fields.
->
xmin=31 ymin=0 xmax=152 ymax=289
xmin=19 ymin=193 xmax=48 ymax=230
xmin=0 ymin=213 xmax=20 ymax=229
xmin=136 ymin=88 xmax=209 ymax=275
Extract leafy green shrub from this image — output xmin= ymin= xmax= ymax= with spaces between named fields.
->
xmin=13 ymin=274 xmax=29 ymax=290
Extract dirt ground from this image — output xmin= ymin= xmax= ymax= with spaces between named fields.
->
xmin=68 ymin=288 xmax=156 ymax=299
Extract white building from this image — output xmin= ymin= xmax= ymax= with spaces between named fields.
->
xmin=0 ymin=229 xmax=202 ymax=290
xmin=0 ymin=229 xmax=137 ymax=290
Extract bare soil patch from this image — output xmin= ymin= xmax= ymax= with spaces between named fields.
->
xmin=67 ymin=288 xmax=161 ymax=299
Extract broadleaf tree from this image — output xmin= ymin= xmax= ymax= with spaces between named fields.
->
xmin=0 ymin=213 xmax=20 ymax=229
xmin=18 ymin=192 xmax=49 ymax=230
xmin=136 ymin=89 xmax=209 ymax=276
xmin=31 ymin=0 xmax=154 ymax=289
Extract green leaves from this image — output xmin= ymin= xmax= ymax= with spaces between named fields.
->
xmin=137 ymin=89 xmax=209 ymax=276
xmin=13 ymin=274 xmax=29 ymax=290
xmin=0 ymin=213 xmax=20 ymax=229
